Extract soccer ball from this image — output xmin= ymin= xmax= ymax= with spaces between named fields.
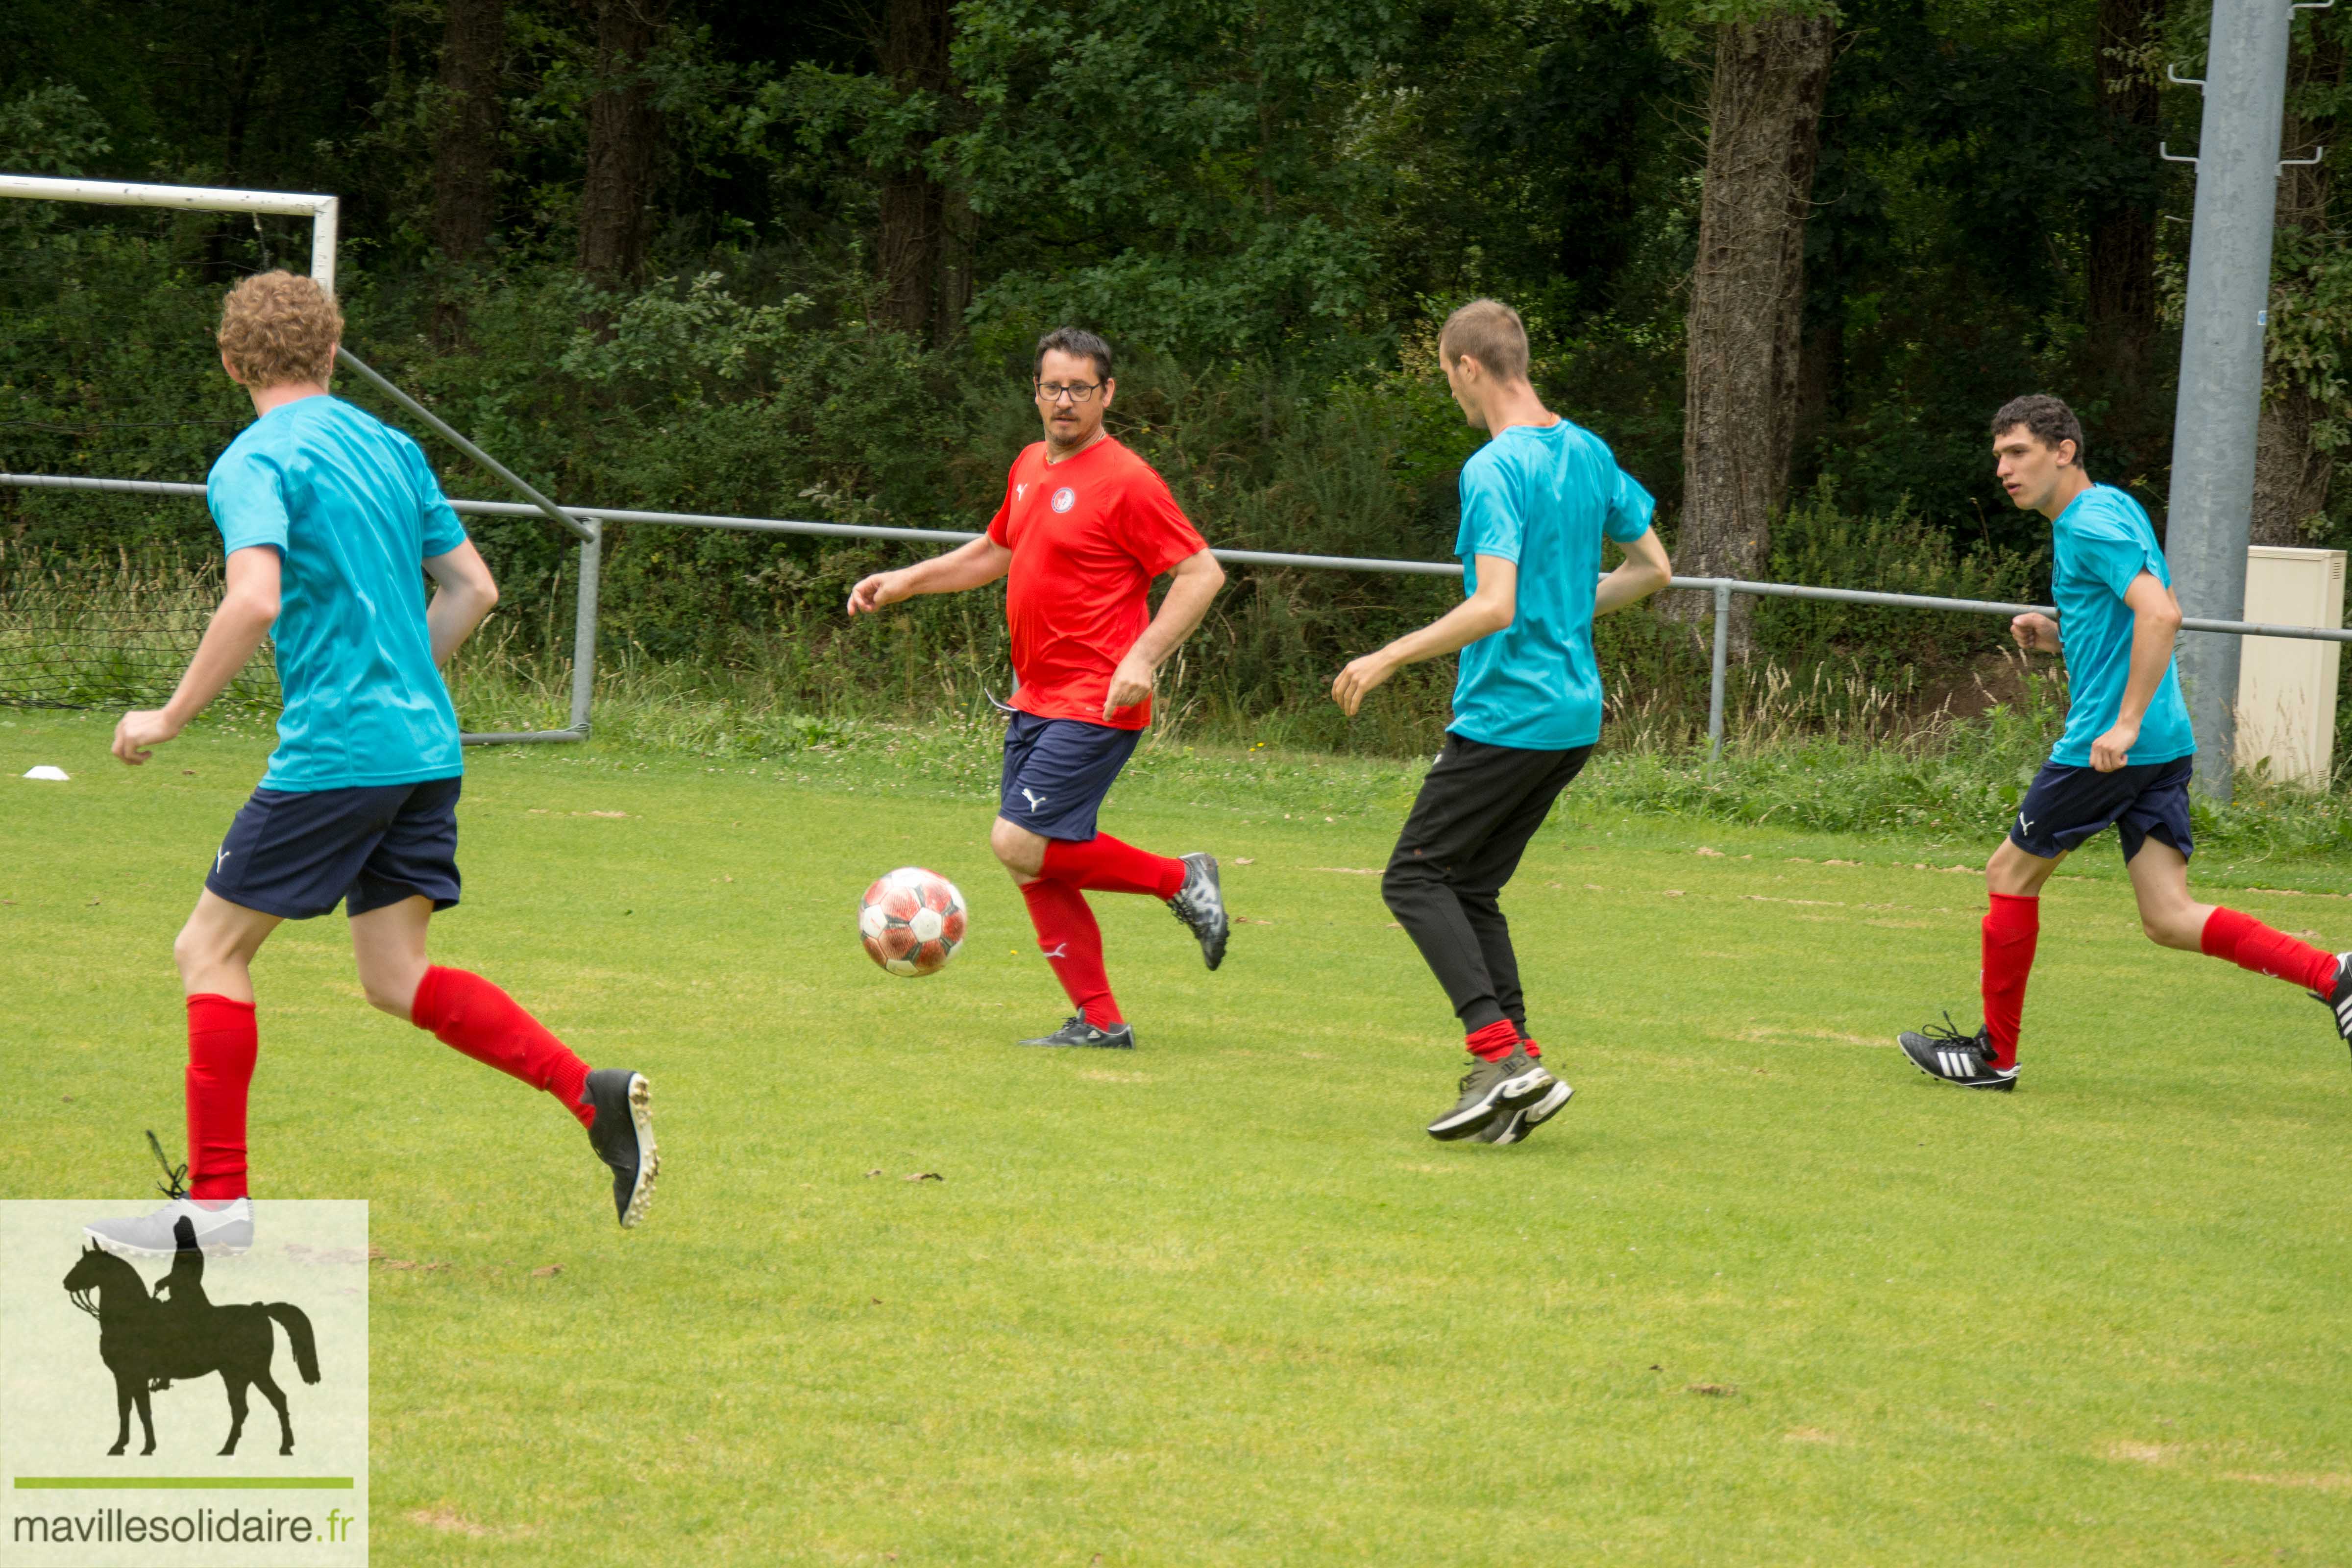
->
xmin=858 ymin=867 xmax=967 ymax=977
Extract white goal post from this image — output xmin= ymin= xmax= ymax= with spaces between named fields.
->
xmin=0 ymin=171 xmax=596 ymax=744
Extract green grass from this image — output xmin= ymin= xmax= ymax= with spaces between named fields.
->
xmin=5 ymin=708 xmax=2352 ymax=1565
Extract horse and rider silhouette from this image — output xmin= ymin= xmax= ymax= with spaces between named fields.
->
xmin=63 ymin=1217 xmax=320 ymax=1457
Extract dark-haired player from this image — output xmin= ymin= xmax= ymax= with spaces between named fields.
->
xmin=86 ymin=271 xmax=654 ymax=1258
xmin=1334 ymin=298 xmax=1671 ymax=1142
xmin=848 ymin=327 xmax=1229 ymax=1048
xmin=1899 ymin=393 xmax=2352 ymax=1089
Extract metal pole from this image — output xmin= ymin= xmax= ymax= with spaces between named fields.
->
xmin=568 ymin=522 xmax=600 ymax=734
xmin=2165 ymin=0 xmax=2298 ymax=802
xmin=332 ymin=349 xmax=594 ymax=544
xmin=1708 ymin=582 xmax=1731 ymax=760
xmin=309 ymin=196 xmax=339 ymax=296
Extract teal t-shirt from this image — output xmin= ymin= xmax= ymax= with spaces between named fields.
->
xmin=2048 ymin=484 xmax=2195 ymax=768
xmin=206 ymin=396 xmax=468 ymax=791
xmin=1449 ymin=419 xmax=1656 ymax=751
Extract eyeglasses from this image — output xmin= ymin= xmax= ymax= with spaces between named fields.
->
xmin=1034 ymin=379 xmax=1104 ymax=405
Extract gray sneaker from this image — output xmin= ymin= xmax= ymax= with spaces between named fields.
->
xmin=1019 ymin=1016 xmax=1137 ymax=1049
xmin=1475 ymin=1053 xmax=1573 ymax=1144
xmin=1166 ymin=852 xmax=1229 ymax=970
xmin=84 ymin=1196 xmax=254 ymax=1259
xmin=1427 ymin=1053 xmax=1557 ymax=1141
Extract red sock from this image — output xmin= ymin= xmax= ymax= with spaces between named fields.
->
xmin=1040 ymin=834 xmax=1186 ymax=899
xmin=1019 ymin=880 xmax=1122 ymax=1026
xmin=1516 ymin=1026 xmax=1541 ymax=1060
xmin=185 ymin=995 xmax=258 ymax=1201
xmin=1980 ymin=893 xmax=2039 ymax=1069
xmin=2201 ymin=907 xmax=2340 ymax=993
xmin=1465 ymin=1019 xmax=1519 ymax=1062
xmin=410 ymin=967 xmax=594 ymax=1129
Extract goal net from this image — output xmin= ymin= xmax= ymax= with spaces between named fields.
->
xmin=0 ymin=173 xmax=594 ymax=741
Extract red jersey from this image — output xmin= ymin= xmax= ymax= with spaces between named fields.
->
xmin=985 ymin=437 xmax=1207 ymax=730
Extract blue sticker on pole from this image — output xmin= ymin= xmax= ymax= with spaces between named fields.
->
xmin=2258 ymin=310 xmax=2269 ymax=326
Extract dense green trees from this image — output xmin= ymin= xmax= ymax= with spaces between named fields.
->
xmin=1 ymin=0 xmax=2346 ymax=725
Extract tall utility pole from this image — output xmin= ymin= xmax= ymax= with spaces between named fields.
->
xmin=2166 ymin=0 xmax=2300 ymax=802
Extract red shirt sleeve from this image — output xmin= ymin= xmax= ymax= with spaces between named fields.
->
xmin=1117 ymin=461 xmax=1207 ymax=577
xmin=985 ymin=454 xmax=1023 ymax=549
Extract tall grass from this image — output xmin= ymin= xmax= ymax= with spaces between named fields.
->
xmin=0 ymin=543 xmax=278 ymax=711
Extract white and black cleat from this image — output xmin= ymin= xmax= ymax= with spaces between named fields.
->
xmin=1019 ymin=1016 xmax=1136 ymax=1050
xmin=1166 ymin=852 xmax=1229 ymax=971
xmin=82 ymin=1133 xmax=253 ymax=1257
xmin=84 ymin=1197 xmax=253 ymax=1259
xmin=2312 ymin=953 xmax=2352 ymax=1060
xmin=1478 ymin=1072 xmax=1573 ymax=1145
xmin=1897 ymin=1015 xmax=2017 ymax=1091
xmin=582 ymin=1070 xmax=658 ymax=1228
xmin=1427 ymin=1052 xmax=1560 ymax=1140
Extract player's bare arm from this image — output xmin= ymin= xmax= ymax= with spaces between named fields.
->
xmin=1592 ymin=526 xmax=1672 ymax=615
xmin=2089 ymin=571 xmax=2183 ymax=772
xmin=1102 ymin=546 xmax=1224 ymax=718
xmin=112 ymin=544 xmax=281 ymax=766
xmin=423 ymin=539 xmax=500 ymax=665
xmin=1330 ymin=556 xmax=1519 ymax=718
xmin=846 ymin=536 xmax=1014 ymax=615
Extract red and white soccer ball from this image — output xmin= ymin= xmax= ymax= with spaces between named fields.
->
xmin=858 ymin=866 xmax=967 ymax=978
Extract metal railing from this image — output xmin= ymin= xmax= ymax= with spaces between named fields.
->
xmin=6 ymin=469 xmax=2349 ymax=760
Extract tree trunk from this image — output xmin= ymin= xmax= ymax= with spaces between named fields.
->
xmin=579 ymin=0 xmax=666 ymax=288
xmin=1673 ymin=12 xmax=1837 ymax=652
xmin=2086 ymin=0 xmax=2164 ymax=345
xmin=431 ymin=0 xmax=505 ymax=342
xmin=2251 ymin=386 xmax=2332 ymax=545
xmin=434 ymin=0 xmax=504 ymax=263
xmin=2251 ymin=25 xmax=2343 ymax=546
xmin=876 ymin=0 xmax=953 ymax=339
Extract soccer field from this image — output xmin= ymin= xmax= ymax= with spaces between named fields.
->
xmin=6 ymin=710 xmax=2351 ymax=1566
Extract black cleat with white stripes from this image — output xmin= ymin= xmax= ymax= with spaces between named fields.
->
xmin=2313 ymin=953 xmax=2352 ymax=1059
xmin=1897 ymin=1015 xmax=2017 ymax=1091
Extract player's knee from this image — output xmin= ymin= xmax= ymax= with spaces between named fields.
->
xmin=1380 ymin=863 xmax=1423 ymax=916
xmin=2139 ymin=907 xmax=2199 ymax=951
xmin=172 ymin=921 xmax=220 ymax=984
xmin=989 ymin=819 xmax=1042 ymax=875
xmin=359 ymin=971 xmax=419 ymax=1019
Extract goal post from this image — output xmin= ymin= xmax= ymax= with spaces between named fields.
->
xmin=0 ymin=171 xmax=596 ymax=743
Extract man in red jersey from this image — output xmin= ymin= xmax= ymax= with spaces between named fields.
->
xmin=849 ymin=327 xmax=1230 ymax=1048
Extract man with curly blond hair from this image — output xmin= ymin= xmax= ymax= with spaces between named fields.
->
xmin=85 ymin=271 xmax=656 ymax=1260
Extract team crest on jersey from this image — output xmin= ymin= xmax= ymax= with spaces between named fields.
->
xmin=1050 ymin=486 xmax=1076 ymax=514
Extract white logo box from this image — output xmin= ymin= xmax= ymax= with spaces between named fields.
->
xmin=0 ymin=1201 xmax=368 ymax=1568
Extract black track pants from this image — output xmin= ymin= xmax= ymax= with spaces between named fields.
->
xmin=1381 ymin=734 xmax=1594 ymax=1037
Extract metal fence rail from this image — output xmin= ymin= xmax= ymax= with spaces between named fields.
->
xmin=6 ymin=469 xmax=2348 ymax=761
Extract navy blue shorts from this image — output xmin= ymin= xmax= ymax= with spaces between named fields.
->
xmin=2009 ymin=757 xmax=2194 ymax=863
xmin=205 ymin=777 xmax=464 ymax=920
xmin=998 ymin=712 xmax=1142 ymax=841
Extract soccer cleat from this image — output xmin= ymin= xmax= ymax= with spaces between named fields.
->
xmin=1476 ymin=1054 xmax=1574 ymax=1145
xmin=2311 ymin=953 xmax=2352 ymax=1058
xmin=1018 ymin=1016 xmax=1137 ymax=1050
xmin=84 ymin=1197 xmax=253 ymax=1259
xmin=1166 ymin=852 xmax=1229 ymax=971
xmin=1897 ymin=1015 xmax=2017 ymax=1091
xmin=1427 ymin=1053 xmax=1559 ymax=1141
xmin=84 ymin=1133 xmax=253 ymax=1257
xmin=582 ymin=1069 xmax=659 ymax=1228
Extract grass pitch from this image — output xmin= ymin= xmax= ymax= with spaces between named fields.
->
xmin=5 ymin=709 xmax=2352 ymax=1566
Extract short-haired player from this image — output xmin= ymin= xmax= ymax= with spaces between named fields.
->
xmin=1334 ymin=298 xmax=1672 ymax=1142
xmin=1898 ymin=394 xmax=2352 ymax=1088
xmin=848 ymin=327 xmax=1230 ymax=1048
xmin=85 ymin=272 xmax=654 ymax=1258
